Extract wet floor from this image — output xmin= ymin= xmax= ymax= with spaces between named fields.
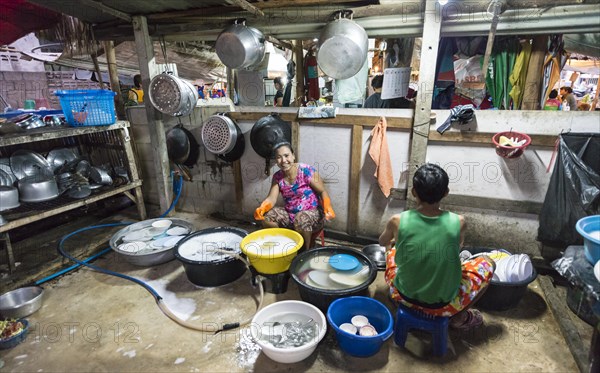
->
xmin=0 ymin=211 xmax=579 ymax=372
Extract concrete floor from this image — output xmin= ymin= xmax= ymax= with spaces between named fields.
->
xmin=0 ymin=212 xmax=580 ymax=372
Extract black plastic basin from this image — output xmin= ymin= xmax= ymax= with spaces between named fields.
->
xmin=467 ymin=247 xmax=538 ymax=311
xmin=289 ymin=246 xmax=377 ymax=313
xmin=175 ymin=227 xmax=247 ymax=287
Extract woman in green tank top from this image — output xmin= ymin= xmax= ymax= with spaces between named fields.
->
xmin=379 ymin=164 xmax=495 ymax=330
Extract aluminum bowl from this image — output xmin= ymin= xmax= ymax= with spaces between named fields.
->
xmin=18 ymin=176 xmax=59 ymax=202
xmin=0 ymin=186 xmax=19 ymax=212
xmin=362 ymin=244 xmax=387 ymax=271
xmin=109 ymin=218 xmax=196 ymax=267
xmin=0 ymin=286 xmax=44 ymax=319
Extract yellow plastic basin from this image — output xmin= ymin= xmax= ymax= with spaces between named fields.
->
xmin=240 ymin=228 xmax=304 ymax=274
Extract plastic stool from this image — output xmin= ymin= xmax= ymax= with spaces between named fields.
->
xmin=394 ymin=304 xmax=449 ymax=356
xmin=309 ymin=229 xmax=325 ymax=248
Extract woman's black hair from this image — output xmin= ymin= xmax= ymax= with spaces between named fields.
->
xmin=272 ymin=141 xmax=293 ymax=157
xmin=412 ymin=163 xmax=449 ymax=204
xmin=274 ymin=77 xmax=283 ymax=87
xmin=549 ymin=89 xmax=558 ymax=99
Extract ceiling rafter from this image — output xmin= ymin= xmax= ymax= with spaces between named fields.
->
xmin=79 ymin=0 xmax=131 ymax=22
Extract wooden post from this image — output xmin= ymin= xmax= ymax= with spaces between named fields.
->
xmin=521 ymin=35 xmax=547 ymax=110
xmin=132 ymin=15 xmax=172 ymax=213
xmin=90 ymin=53 xmax=105 ymax=89
xmin=348 ymin=125 xmax=362 ymax=235
xmin=406 ymin=0 xmax=444 ymax=207
xmin=226 ymin=67 xmax=234 ymax=102
xmin=292 ymin=40 xmax=305 ymax=107
xmin=104 ymin=40 xmax=125 ymax=119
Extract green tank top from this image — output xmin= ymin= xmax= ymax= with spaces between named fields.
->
xmin=393 ymin=210 xmax=462 ymax=305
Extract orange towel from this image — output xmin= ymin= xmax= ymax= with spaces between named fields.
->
xmin=368 ymin=116 xmax=394 ymax=197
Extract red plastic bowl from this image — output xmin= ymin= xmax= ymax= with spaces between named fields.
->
xmin=492 ymin=131 xmax=532 ymax=159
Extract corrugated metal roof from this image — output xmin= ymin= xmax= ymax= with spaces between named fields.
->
xmin=27 ymin=0 xmax=600 ymax=41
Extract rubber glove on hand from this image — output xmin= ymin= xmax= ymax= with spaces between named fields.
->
xmin=322 ymin=197 xmax=336 ymax=221
xmin=254 ymin=201 xmax=273 ymax=220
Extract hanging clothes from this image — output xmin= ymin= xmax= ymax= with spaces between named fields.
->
xmin=432 ymin=38 xmax=457 ymax=109
xmin=541 ymin=35 xmax=567 ymax=107
xmin=508 ymin=40 xmax=532 ymax=109
xmin=304 ymin=50 xmax=320 ymax=101
xmin=368 ymin=117 xmax=394 ymax=198
xmin=485 ymin=37 xmax=518 ymax=109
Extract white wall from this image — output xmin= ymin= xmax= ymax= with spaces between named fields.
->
xmin=130 ymin=105 xmax=600 ymax=255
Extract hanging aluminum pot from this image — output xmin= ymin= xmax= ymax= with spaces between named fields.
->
xmin=215 ymin=19 xmax=266 ymax=70
xmin=148 ymin=73 xmax=199 ymax=117
xmin=317 ymin=10 xmax=368 ymax=80
xmin=250 ymin=113 xmax=291 ymax=175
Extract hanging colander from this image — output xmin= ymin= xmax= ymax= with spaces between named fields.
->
xmin=201 ymin=114 xmax=240 ymax=155
xmin=148 ymin=73 xmax=199 ymax=117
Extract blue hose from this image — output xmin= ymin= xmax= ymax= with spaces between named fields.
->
xmin=36 ymin=174 xmax=184 ymax=289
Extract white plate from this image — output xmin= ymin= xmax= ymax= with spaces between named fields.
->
xmin=123 ymin=228 xmax=154 ymax=242
xmin=167 ymin=226 xmax=189 ymax=236
xmin=118 ymin=241 xmax=147 ymax=253
xmin=309 ymin=255 xmax=331 ymax=271
xmin=329 ymin=272 xmax=366 ymax=287
xmin=594 ymin=261 xmax=600 ymax=283
xmin=308 ymin=270 xmax=335 ymax=288
xmin=163 ymin=235 xmax=184 ymax=248
xmin=150 ymin=236 xmax=172 ymax=249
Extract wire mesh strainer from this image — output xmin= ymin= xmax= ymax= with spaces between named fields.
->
xmin=148 ymin=73 xmax=198 ymax=117
xmin=201 ymin=115 xmax=239 ymax=154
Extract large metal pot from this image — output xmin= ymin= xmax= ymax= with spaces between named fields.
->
xmin=317 ymin=10 xmax=368 ymax=80
xmin=215 ymin=19 xmax=266 ymax=70
xmin=148 ymin=73 xmax=198 ymax=117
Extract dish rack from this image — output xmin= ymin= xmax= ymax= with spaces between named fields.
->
xmin=0 ymin=122 xmax=146 ymax=273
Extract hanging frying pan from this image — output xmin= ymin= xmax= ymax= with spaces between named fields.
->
xmin=180 ymin=126 xmax=200 ymax=167
xmin=166 ymin=125 xmax=190 ymax=164
xmin=201 ymin=114 xmax=245 ymax=162
xmin=250 ymin=113 xmax=291 ymax=175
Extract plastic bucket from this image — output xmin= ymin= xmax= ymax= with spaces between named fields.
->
xmin=327 ymin=296 xmax=393 ymax=357
xmin=576 ymin=215 xmax=600 ymax=265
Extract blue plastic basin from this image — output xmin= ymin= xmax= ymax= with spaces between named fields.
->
xmin=326 ymin=296 xmax=393 ymax=357
xmin=576 ymin=215 xmax=600 ymax=265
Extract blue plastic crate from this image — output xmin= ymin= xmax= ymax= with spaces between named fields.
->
xmin=55 ymin=90 xmax=116 ymax=127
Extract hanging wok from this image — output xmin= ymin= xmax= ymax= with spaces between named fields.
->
xmin=180 ymin=126 xmax=200 ymax=167
xmin=218 ymin=125 xmax=246 ymax=163
xmin=166 ymin=125 xmax=190 ymax=164
xmin=250 ymin=113 xmax=291 ymax=175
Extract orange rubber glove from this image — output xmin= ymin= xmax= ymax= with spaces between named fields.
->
xmin=322 ymin=196 xmax=336 ymax=221
xmin=254 ymin=201 xmax=273 ymax=221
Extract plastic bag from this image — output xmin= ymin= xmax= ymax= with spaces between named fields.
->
xmin=552 ymin=246 xmax=600 ymax=302
xmin=453 ymin=55 xmax=486 ymax=106
xmin=538 ymin=133 xmax=600 ymax=247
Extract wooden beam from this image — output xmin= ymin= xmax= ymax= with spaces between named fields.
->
xmin=390 ymin=188 xmax=544 ymax=215
xmin=104 ymin=40 xmax=125 ymax=120
xmin=348 ymin=125 xmax=362 ymax=235
xmin=228 ymin=112 xmax=413 ymax=128
xmin=521 ymin=35 xmax=547 ymax=110
xmin=265 ymin=35 xmax=293 ymax=51
xmin=229 ymin=0 xmax=265 ymax=17
xmin=291 ymin=121 xmax=300 ymax=159
xmin=406 ymin=0 xmax=443 ymax=208
xmin=132 ymin=15 xmax=172 ymax=213
xmin=428 ymin=131 xmax=558 ymax=147
xmin=90 ymin=53 xmax=105 ymax=89
xmin=481 ymin=5 xmax=502 ymax=82
xmin=293 ymin=40 xmax=305 ymax=107
xmin=79 ymin=0 xmax=131 ymax=22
